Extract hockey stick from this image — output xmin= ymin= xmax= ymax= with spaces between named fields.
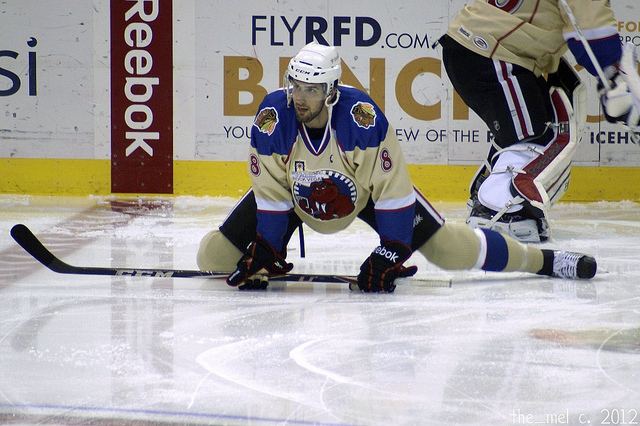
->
xmin=559 ymin=0 xmax=640 ymax=143
xmin=10 ymin=224 xmax=451 ymax=287
xmin=558 ymin=0 xmax=610 ymax=89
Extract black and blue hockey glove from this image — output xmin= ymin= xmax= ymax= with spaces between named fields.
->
xmin=227 ymin=236 xmax=293 ymax=290
xmin=357 ymin=240 xmax=417 ymax=293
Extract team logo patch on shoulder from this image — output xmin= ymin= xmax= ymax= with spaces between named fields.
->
xmin=253 ymin=107 xmax=279 ymax=136
xmin=351 ymin=102 xmax=376 ymax=129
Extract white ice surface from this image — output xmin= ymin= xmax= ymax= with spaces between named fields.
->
xmin=0 ymin=196 xmax=639 ymax=425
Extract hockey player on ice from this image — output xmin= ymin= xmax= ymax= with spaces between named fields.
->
xmin=197 ymin=42 xmax=598 ymax=292
xmin=439 ymin=0 xmax=640 ymax=243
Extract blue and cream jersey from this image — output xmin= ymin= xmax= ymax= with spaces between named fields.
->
xmin=446 ymin=0 xmax=620 ymax=77
xmin=249 ymin=85 xmax=415 ymax=251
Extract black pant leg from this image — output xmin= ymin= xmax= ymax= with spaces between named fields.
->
xmin=441 ymin=34 xmax=554 ymax=149
xmin=356 ymin=192 xmax=444 ymax=252
xmin=219 ymin=190 xmax=302 ymax=252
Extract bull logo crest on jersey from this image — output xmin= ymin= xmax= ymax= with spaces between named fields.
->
xmin=488 ymin=0 xmax=524 ymax=13
xmin=292 ymin=170 xmax=357 ymax=221
xmin=254 ymin=107 xmax=278 ymax=136
xmin=351 ymin=102 xmax=376 ymax=129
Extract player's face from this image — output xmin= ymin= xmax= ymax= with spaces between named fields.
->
xmin=290 ymin=79 xmax=328 ymax=128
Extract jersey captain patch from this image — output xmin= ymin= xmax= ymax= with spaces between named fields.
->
xmin=292 ymin=169 xmax=357 ymax=221
xmin=254 ymin=107 xmax=279 ymax=136
xmin=351 ymin=101 xmax=376 ymax=129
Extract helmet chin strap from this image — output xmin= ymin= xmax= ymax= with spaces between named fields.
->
xmin=325 ymin=88 xmax=340 ymax=108
xmin=284 ymin=73 xmax=294 ymax=106
xmin=323 ymin=88 xmax=340 ymax=129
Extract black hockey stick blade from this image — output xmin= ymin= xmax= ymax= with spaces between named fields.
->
xmin=10 ymin=223 xmax=216 ymax=278
xmin=9 ymin=224 xmax=389 ymax=284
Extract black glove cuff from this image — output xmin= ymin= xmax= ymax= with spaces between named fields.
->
xmin=252 ymin=234 xmax=292 ymax=275
xmin=371 ymin=240 xmax=412 ymax=265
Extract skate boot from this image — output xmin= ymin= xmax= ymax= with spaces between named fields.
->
xmin=544 ymin=250 xmax=597 ymax=279
xmin=466 ymin=198 xmax=549 ymax=243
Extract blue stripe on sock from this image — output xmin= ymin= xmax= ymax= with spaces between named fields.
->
xmin=480 ymin=228 xmax=508 ymax=272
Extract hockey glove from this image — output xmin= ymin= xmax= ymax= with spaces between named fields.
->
xmin=598 ymin=64 xmax=640 ymax=131
xmin=356 ymin=241 xmax=417 ymax=293
xmin=227 ymin=236 xmax=293 ymax=290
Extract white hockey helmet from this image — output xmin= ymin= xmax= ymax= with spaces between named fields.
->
xmin=284 ymin=41 xmax=341 ymax=100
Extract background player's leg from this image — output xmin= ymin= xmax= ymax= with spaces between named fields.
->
xmin=441 ymin=35 xmax=578 ymax=243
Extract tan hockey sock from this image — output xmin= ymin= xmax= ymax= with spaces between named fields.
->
xmin=501 ymin=234 xmax=543 ymax=273
xmin=418 ymin=222 xmax=543 ymax=273
xmin=418 ymin=223 xmax=480 ymax=270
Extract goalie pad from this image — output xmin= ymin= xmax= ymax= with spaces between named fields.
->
xmin=468 ymin=62 xmax=585 ymax=242
xmin=472 ymin=144 xmax=550 ymax=242
xmin=511 ymin=60 xmax=585 ymax=212
xmin=468 ymin=57 xmax=586 ymax=208
xmin=474 ymin=59 xmax=585 ymax=212
xmin=477 ymin=87 xmax=581 ymax=212
xmin=511 ymin=87 xmax=579 ymax=213
xmin=471 ymin=86 xmax=580 ymax=242
xmin=548 ymin=57 xmax=587 ymax=139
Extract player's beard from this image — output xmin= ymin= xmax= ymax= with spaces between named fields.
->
xmin=295 ymin=103 xmax=324 ymax=125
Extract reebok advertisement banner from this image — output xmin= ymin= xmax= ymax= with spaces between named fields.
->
xmin=110 ymin=0 xmax=173 ymax=193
